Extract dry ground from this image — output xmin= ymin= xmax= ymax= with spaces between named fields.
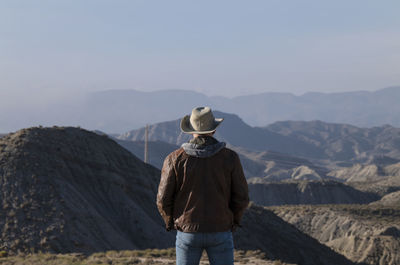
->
xmin=0 ymin=249 xmax=293 ymax=265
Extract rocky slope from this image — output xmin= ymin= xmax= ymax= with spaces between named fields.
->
xmin=271 ymin=205 xmax=400 ymax=265
xmin=0 ymin=126 xmax=175 ymax=253
xmin=247 ymin=180 xmax=379 ymax=206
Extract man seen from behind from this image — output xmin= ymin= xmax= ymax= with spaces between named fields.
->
xmin=157 ymin=106 xmax=249 ymax=265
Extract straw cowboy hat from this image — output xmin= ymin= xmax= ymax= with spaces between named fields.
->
xmin=180 ymin=107 xmax=224 ymax=134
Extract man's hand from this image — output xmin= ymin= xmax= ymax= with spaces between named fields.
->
xmin=231 ymin=223 xmax=242 ymax=233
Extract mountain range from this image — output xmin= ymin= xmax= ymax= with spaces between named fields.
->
xmin=118 ymin=111 xmax=400 ymax=170
xmin=81 ymin=86 xmax=400 ymax=132
xmin=1 ymin=86 xmax=400 ymax=133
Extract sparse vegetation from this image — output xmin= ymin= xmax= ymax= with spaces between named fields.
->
xmin=0 ymin=249 xmax=276 ymax=265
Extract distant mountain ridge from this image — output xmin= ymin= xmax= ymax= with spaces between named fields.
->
xmin=85 ymin=86 xmax=400 ymax=133
xmin=1 ymin=87 xmax=400 ymax=133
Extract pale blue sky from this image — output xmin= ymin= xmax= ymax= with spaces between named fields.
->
xmin=1 ymin=0 xmax=400 ymax=107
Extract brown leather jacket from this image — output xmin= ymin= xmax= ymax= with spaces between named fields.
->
xmin=156 ymin=136 xmax=249 ymax=232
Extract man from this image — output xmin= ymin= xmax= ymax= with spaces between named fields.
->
xmin=156 ymin=106 xmax=249 ymax=265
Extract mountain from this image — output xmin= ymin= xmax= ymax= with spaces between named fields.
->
xmin=0 ymin=126 xmax=174 ymax=254
xmin=271 ymin=204 xmax=400 ymax=265
xmin=265 ymin=120 xmax=400 ymax=165
xmin=118 ymin=111 xmax=323 ymax=159
xmin=247 ymin=180 xmax=379 ymax=206
xmin=74 ymin=86 xmax=400 ymax=133
xmin=119 ymin=112 xmax=400 ymax=168
xmin=214 ymin=86 xmax=400 ymax=128
xmin=2 ymin=87 xmax=400 ymax=134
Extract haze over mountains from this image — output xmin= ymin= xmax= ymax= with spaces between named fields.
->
xmin=1 ymin=87 xmax=399 ymax=264
xmin=1 ymin=86 xmax=400 ymax=133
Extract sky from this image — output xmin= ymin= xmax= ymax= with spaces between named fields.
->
xmin=1 ymin=0 xmax=400 ymax=107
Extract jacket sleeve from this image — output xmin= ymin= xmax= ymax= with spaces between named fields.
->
xmin=230 ymin=152 xmax=249 ymax=226
xmin=156 ymin=154 xmax=177 ymax=231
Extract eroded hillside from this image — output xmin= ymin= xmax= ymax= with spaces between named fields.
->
xmin=270 ymin=205 xmax=400 ymax=265
xmin=0 ymin=127 xmax=175 ymax=253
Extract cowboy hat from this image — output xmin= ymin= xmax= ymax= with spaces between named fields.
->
xmin=180 ymin=107 xmax=224 ymax=134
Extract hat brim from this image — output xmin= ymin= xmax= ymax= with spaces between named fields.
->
xmin=180 ymin=115 xmax=224 ymax=134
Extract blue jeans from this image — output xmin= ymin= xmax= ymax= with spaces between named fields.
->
xmin=176 ymin=230 xmax=234 ymax=265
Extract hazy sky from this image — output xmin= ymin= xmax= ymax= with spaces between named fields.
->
xmin=1 ymin=0 xmax=400 ymax=107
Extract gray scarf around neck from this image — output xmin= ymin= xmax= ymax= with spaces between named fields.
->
xmin=181 ymin=135 xmax=226 ymax=158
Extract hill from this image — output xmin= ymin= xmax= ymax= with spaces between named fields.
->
xmin=0 ymin=126 xmax=174 ymax=254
